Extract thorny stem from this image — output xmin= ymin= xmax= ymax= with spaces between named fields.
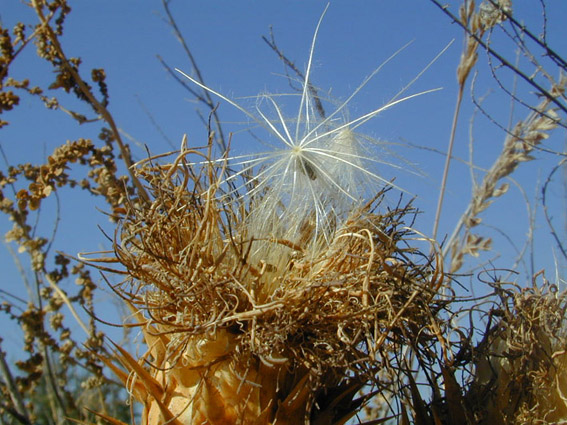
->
xmin=31 ymin=0 xmax=150 ymax=205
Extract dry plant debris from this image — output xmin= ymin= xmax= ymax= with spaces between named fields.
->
xmin=97 ymin=143 xmax=448 ymax=424
xmin=3 ymin=1 xmax=567 ymax=424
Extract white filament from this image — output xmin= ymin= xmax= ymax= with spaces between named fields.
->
xmin=176 ymin=6 xmax=445 ymax=262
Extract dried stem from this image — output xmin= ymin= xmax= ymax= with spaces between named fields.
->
xmin=429 ymin=0 xmax=567 ymax=115
xmin=432 ymin=0 xmax=482 ymax=243
xmin=0 ymin=345 xmax=32 ymax=425
xmin=161 ymin=0 xmax=227 ymax=152
xmin=445 ymin=90 xmax=564 ymax=272
xmin=31 ymin=0 xmax=150 ymax=205
xmin=542 ymin=158 xmax=567 ymax=262
xmin=432 ymin=84 xmax=464 ymax=242
xmin=262 ymin=27 xmax=326 ymax=119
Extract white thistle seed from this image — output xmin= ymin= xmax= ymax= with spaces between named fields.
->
xmin=176 ymin=5 xmax=446 ymax=263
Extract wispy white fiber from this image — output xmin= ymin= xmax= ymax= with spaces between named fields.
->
xmin=176 ymin=4 xmax=444 ymax=262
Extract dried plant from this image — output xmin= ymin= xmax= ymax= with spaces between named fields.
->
xmin=96 ymin=140 xmax=448 ymax=424
xmin=446 ymin=89 xmax=564 ymax=272
xmin=83 ymin=9 xmax=461 ymax=423
xmin=0 ymin=0 xmax=142 ymax=423
xmin=467 ymin=275 xmax=567 ymax=424
xmin=98 ymin=142 xmax=567 ymax=424
xmin=429 ymin=0 xmax=567 ymax=273
xmin=2 ymin=1 xmax=567 ymax=425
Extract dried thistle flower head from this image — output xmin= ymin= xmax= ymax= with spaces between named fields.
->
xmin=102 ymin=146 xmax=446 ymax=424
xmin=94 ymin=6 xmax=454 ymax=424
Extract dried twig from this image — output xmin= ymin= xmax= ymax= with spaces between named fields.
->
xmin=161 ymin=0 xmax=227 ymax=152
xmin=542 ymin=158 xmax=567 ymax=262
xmin=262 ymin=26 xmax=326 ymax=119
xmin=430 ymin=0 xmax=567 ymax=115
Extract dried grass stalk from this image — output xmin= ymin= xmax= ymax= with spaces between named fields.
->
xmin=447 ymin=82 xmax=564 ymax=272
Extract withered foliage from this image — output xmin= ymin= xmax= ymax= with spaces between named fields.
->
xmin=467 ymin=276 xmax=567 ymax=424
xmin=97 ymin=143 xmax=567 ymax=425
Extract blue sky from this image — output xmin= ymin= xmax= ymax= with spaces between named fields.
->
xmin=2 ymin=2 xmax=567 ymax=354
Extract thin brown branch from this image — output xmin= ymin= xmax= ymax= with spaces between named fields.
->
xmin=470 ymin=75 xmax=567 ymax=155
xmin=161 ymin=0 xmax=227 ymax=152
xmin=484 ymin=0 xmax=567 ymax=70
xmin=482 ymin=31 xmax=567 ymax=131
xmin=542 ymin=158 xmax=567 ymax=261
xmin=429 ymin=0 xmax=567 ymax=116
